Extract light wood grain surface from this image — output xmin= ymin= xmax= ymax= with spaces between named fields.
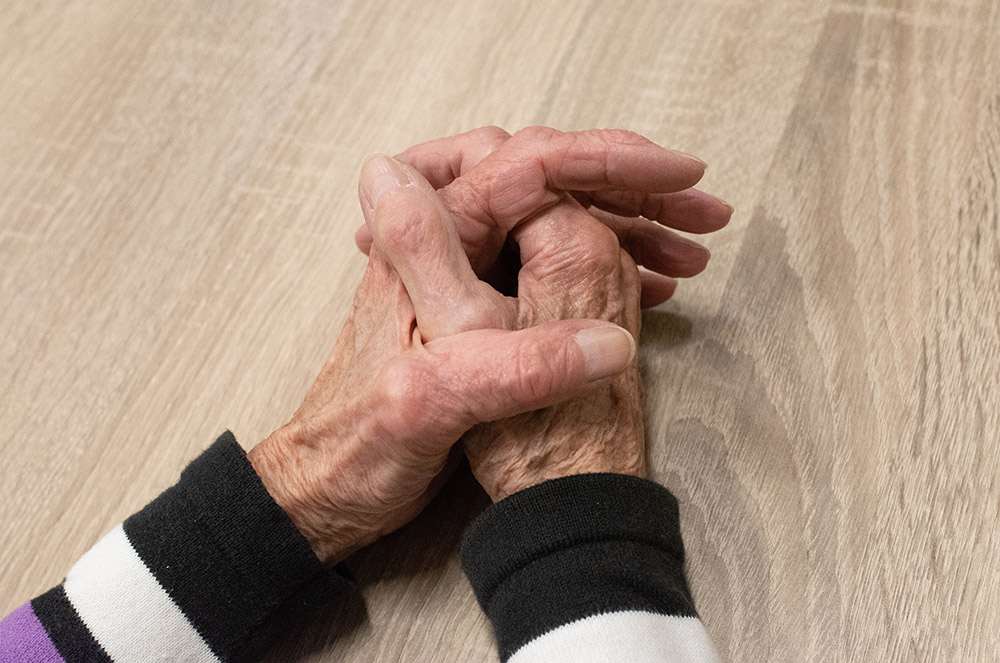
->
xmin=2 ymin=1 xmax=998 ymax=661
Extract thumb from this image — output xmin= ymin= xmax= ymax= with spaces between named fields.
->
xmin=423 ymin=319 xmax=636 ymax=426
xmin=358 ymin=154 xmax=506 ymax=339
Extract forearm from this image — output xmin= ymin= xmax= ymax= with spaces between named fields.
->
xmin=461 ymin=473 xmax=719 ymax=663
xmin=0 ymin=432 xmax=351 ymax=662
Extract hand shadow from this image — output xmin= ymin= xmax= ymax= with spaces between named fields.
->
xmin=259 ymin=459 xmax=490 ymax=661
xmin=639 ymin=308 xmax=694 ymax=352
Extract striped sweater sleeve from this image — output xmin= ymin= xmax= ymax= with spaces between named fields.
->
xmin=0 ymin=431 xmax=352 ymax=662
xmin=461 ymin=473 xmax=720 ymax=663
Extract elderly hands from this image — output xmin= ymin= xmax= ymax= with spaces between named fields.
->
xmin=247 ymin=127 xmax=731 ymax=564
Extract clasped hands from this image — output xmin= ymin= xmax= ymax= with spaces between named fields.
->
xmin=247 ymin=127 xmax=731 ymax=564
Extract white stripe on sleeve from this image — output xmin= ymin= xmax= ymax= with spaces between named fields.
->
xmin=508 ymin=610 xmax=720 ymax=663
xmin=63 ymin=524 xmax=219 ymax=662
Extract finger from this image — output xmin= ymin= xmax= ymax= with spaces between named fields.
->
xmin=442 ymin=127 xmax=708 ymax=236
xmin=639 ymin=271 xmax=678 ymax=308
xmin=357 ymin=126 xmax=512 ymax=254
xmin=514 ymin=127 xmax=707 ymax=192
xmin=512 ymin=199 xmax=642 ymax=336
xmin=395 ymin=126 xmax=511 ymax=188
xmin=591 ymin=208 xmax=711 ymax=278
xmin=417 ymin=320 xmax=637 ymax=428
xmin=358 ymin=155 xmax=506 ymax=339
xmin=575 ymin=187 xmax=733 ymax=234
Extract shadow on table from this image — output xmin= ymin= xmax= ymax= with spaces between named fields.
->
xmin=260 ymin=459 xmax=490 ymax=661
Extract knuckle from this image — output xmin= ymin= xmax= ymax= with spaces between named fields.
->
xmin=441 ymin=177 xmax=495 ymax=224
xmin=510 ymin=341 xmax=570 ymax=404
xmin=593 ymin=222 xmax=622 ymax=254
xmin=511 ymin=125 xmax=560 ymax=144
xmin=619 ymin=248 xmax=642 ymax=298
xmin=473 ymin=125 xmax=511 ymax=145
xmin=376 ymin=193 xmax=436 ymax=252
xmin=446 ymin=307 xmax=499 ymax=335
xmin=619 ymin=246 xmax=640 ymax=283
xmin=598 ymin=128 xmax=648 ymax=145
xmin=572 ymin=223 xmax=622 ymax=271
xmin=375 ymin=359 xmax=433 ymax=431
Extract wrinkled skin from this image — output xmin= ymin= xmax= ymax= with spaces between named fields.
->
xmin=361 ymin=127 xmax=730 ymax=500
xmin=463 ymin=201 xmax=648 ymax=501
xmin=248 ymin=238 xmax=627 ymax=563
xmin=362 ymin=165 xmax=646 ymax=501
xmin=249 ymin=127 xmax=731 ymax=563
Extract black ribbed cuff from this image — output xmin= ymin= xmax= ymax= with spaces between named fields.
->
xmin=461 ymin=473 xmax=696 ymax=661
xmin=123 ymin=431 xmax=352 ymax=660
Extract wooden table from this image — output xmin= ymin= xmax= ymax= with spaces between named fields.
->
xmin=2 ymin=1 xmax=998 ymax=660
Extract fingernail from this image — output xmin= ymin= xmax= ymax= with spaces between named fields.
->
xmin=710 ymin=194 xmax=733 ymax=214
xmin=361 ymin=155 xmax=411 ymax=211
xmin=574 ymin=324 xmax=636 ymax=382
xmin=675 ymin=150 xmax=707 ymax=168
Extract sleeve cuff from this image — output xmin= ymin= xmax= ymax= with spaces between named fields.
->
xmin=461 ymin=473 xmax=698 ymax=661
xmin=120 ymin=430 xmax=353 ymax=659
xmin=27 ymin=431 xmax=352 ymax=662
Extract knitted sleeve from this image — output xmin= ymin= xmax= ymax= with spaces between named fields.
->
xmin=0 ymin=431 xmax=352 ymax=662
xmin=461 ymin=473 xmax=720 ymax=663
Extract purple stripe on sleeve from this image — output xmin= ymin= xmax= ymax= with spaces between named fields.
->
xmin=0 ymin=602 xmax=66 ymax=663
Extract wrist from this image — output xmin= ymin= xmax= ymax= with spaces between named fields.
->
xmin=463 ymin=366 xmax=648 ymax=502
xmin=248 ymin=424 xmax=372 ymax=565
xmin=472 ymin=437 xmax=647 ymax=503
xmin=489 ymin=465 xmax=648 ymax=503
